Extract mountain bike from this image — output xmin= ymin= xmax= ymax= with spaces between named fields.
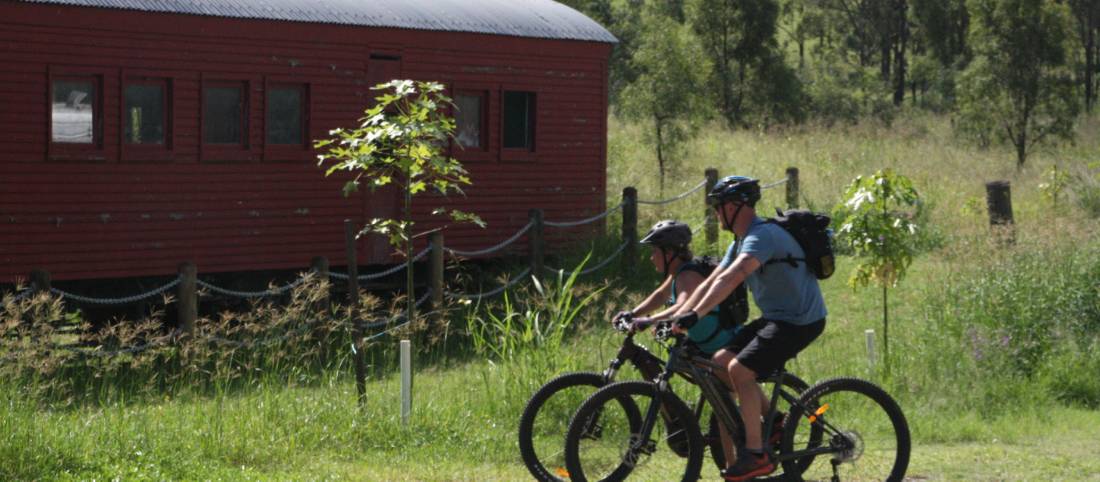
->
xmin=562 ymin=320 xmax=911 ymax=482
xmin=519 ymin=317 xmax=809 ymax=482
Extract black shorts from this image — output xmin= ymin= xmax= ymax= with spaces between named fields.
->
xmin=724 ymin=318 xmax=825 ymax=376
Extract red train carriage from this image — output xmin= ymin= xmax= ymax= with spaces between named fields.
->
xmin=0 ymin=0 xmax=615 ymax=284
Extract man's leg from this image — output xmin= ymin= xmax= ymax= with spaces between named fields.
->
xmin=727 ymin=359 xmax=765 ymax=451
xmin=711 ymin=349 xmax=739 ymax=467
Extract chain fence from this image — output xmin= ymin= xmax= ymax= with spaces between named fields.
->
xmin=48 ymin=277 xmax=182 ymax=306
xmin=544 ymin=241 xmax=629 ymax=276
xmin=6 ymin=289 xmax=33 ymax=303
xmin=761 ymin=177 xmax=789 ymax=190
xmin=544 ymin=202 xmax=624 ymax=228
xmin=636 ymin=180 xmax=707 ymax=205
xmin=196 ymin=276 xmax=308 ymax=299
xmin=446 ymin=222 xmax=533 ymax=257
xmin=446 ymin=267 xmax=532 ymax=301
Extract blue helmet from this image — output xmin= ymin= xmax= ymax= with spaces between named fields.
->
xmin=707 ymin=175 xmax=761 ymax=206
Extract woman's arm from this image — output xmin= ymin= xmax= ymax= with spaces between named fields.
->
xmin=628 ymin=274 xmax=674 ymax=316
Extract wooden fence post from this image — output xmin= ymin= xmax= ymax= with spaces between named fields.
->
xmin=622 ymin=187 xmax=638 ymax=274
xmin=29 ymin=269 xmax=51 ymax=294
xmin=705 ymin=168 xmax=719 ymax=250
xmin=786 ymin=167 xmax=800 ymax=209
xmin=528 ymin=209 xmax=545 ymax=279
xmin=177 ymin=262 xmax=197 ymax=333
xmin=345 ymin=219 xmax=367 ymax=406
xmin=429 ymin=232 xmax=445 ymax=324
xmin=311 ymin=256 xmax=330 ymax=313
xmin=985 ymin=181 xmax=1015 ymax=245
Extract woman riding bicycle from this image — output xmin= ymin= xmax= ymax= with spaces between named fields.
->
xmin=613 ymin=220 xmax=740 ymax=356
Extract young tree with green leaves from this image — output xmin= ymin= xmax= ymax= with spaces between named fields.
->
xmin=315 ymin=80 xmax=483 ymax=324
xmin=956 ymin=0 xmax=1079 ymax=169
xmin=619 ymin=5 xmax=711 ymax=194
xmin=837 ymin=169 xmax=922 ymax=366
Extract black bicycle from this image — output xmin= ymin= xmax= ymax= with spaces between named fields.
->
xmin=519 ymin=317 xmax=809 ymax=482
xmin=562 ymin=320 xmax=911 ymax=482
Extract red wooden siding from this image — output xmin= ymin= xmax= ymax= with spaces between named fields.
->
xmin=0 ymin=2 xmax=612 ymax=283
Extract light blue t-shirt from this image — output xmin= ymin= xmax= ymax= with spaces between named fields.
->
xmin=720 ymin=217 xmax=827 ymax=326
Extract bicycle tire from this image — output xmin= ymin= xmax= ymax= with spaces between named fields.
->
xmin=519 ymin=372 xmax=642 ymax=482
xmin=564 ymin=381 xmax=704 ymax=482
xmin=780 ymin=377 xmax=911 ymax=482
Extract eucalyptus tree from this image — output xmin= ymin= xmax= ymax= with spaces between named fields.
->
xmin=957 ymin=0 xmax=1079 ymax=169
xmin=620 ymin=5 xmax=711 ymax=193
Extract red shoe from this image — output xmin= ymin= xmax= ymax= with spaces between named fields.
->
xmin=721 ymin=451 xmax=775 ymax=481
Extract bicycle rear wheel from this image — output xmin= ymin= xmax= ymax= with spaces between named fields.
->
xmin=780 ymin=377 xmax=911 ymax=482
xmin=564 ymin=381 xmax=704 ymax=482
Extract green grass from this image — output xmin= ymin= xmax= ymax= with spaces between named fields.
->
xmin=3 ymin=113 xmax=1100 ymax=480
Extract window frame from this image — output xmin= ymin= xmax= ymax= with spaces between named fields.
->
xmin=450 ymin=86 xmax=492 ymax=162
xmin=47 ymin=67 xmax=106 ymax=161
xmin=262 ymin=77 xmax=312 ymax=162
xmin=200 ymin=75 xmax=256 ymax=162
xmin=120 ymin=71 xmax=174 ymax=162
xmin=500 ymin=88 xmax=537 ymax=161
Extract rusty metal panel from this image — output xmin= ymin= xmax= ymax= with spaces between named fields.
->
xmin=18 ymin=0 xmax=618 ymax=43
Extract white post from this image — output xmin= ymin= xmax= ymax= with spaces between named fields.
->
xmin=865 ymin=329 xmax=877 ymax=368
xmin=400 ymin=339 xmax=412 ymax=425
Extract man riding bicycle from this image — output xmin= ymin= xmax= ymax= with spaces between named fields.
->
xmin=662 ymin=175 xmax=827 ymax=481
xmin=613 ymin=220 xmax=740 ymax=355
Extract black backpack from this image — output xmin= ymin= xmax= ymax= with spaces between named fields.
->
xmin=764 ymin=208 xmax=836 ymax=280
xmin=679 ymin=256 xmax=749 ymax=329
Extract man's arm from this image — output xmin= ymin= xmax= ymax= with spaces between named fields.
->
xmin=675 ymin=253 xmax=760 ymax=318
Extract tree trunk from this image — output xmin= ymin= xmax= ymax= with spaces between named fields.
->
xmin=1016 ymin=129 xmax=1028 ymax=170
xmin=799 ymin=40 xmax=805 ymax=70
xmin=1086 ymin=16 xmax=1095 ymax=112
xmin=655 ymin=117 xmax=666 ymax=195
xmin=881 ymin=39 xmax=891 ymax=83
xmin=893 ymin=0 xmax=908 ymax=106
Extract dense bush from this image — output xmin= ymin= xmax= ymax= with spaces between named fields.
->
xmin=916 ymin=243 xmax=1100 ymax=408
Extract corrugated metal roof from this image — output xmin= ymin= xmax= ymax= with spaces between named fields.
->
xmin=18 ymin=0 xmax=618 ymax=43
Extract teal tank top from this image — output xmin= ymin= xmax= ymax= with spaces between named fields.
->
xmin=668 ymin=262 xmax=738 ymax=355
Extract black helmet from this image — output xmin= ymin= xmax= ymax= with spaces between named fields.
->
xmin=707 ymin=175 xmax=761 ymax=206
xmin=640 ymin=220 xmax=692 ymax=250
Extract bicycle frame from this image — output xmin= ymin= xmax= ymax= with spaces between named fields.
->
xmin=631 ymin=332 xmax=835 ymax=466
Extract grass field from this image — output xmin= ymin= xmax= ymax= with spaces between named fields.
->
xmin=3 ymin=113 xmax=1099 ymax=481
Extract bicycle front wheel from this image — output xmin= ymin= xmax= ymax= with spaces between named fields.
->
xmin=564 ymin=381 xmax=704 ymax=482
xmin=519 ymin=372 xmax=638 ymax=482
xmin=780 ymin=377 xmax=911 ymax=482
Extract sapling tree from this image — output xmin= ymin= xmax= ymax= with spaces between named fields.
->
xmin=837 ymin=169 xmax=922 ymax=365
xmin=315 ymin=80 xmax=483 ymax=324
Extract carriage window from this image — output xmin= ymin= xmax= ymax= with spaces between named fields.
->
xmin=124 ymin=81 xmax=167 ymax=145
xmin=503 ymin=91 xmax=535 ymax=150
xmin=51 ymin=79 xmax=97 ymax=144
xmin=203 ymin=83 xmax=246 ymax=145
xmin=454 ymin=92 xmax=486 ymax=150
xmin=266 ymin=85 xmax=305 ymax=145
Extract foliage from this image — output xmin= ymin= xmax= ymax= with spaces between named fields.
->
xmin=955 ymin=0 xmax=1080 ymax=168
xmin=619 ymin=4 xmax=711 ymax=191
xmin=837 ymin=169 xmax=923 ymax=289
xmin=315 ymin=79 xmax=483 ymax=321
xmin=0 ymin=276 xmax=359 ymax=405
xmin=1038 ymin=163 xmax=1072 ymax=206
xmin=688 ymin=0 xmax=798 ymax=127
